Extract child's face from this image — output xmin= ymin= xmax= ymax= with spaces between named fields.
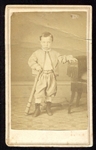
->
xmin=40 ymin=36 xmax=52 ymax=51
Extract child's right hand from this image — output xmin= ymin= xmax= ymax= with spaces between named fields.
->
xmin=36 ymin=65 xmax=42 ymax=71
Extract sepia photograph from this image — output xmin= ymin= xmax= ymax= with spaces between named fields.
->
xmin=5 ymin=5 xmax=92 ymax=147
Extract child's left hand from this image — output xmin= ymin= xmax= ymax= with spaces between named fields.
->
xmin=67 ymin=55 xmax=77 ymax=63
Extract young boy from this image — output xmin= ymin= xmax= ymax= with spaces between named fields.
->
xmin=28 ymin=32 xmax=77 ymax=117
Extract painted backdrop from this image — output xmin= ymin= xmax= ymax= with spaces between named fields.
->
xmin=11 ymin=12 xmax=86 ymax=82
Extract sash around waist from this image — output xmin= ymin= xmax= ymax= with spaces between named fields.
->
xmin=32 ymin=69 xmax=59 ymax=76
xmin=42 ymin=70 xmax=53 ymax=74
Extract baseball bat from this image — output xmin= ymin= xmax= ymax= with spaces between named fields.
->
xmin=25 ymin=70 xmax=42 ymax=115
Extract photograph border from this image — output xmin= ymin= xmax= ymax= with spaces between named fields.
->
xmin=5 ymin=5 xmax=92 ymax=147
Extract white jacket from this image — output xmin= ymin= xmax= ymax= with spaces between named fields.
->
xmin=28 ymin=49 xmax=73 ymax=76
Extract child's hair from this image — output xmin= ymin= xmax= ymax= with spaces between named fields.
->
xmin=40 ymin=32 xmax=53 ymax=41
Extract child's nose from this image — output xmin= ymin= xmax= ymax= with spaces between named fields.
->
xmin=45 ymin=43 xmax=48 ymax=46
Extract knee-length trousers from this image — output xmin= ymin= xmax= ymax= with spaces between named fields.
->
xmin=34 ymin=72 xmax=57 ymax=103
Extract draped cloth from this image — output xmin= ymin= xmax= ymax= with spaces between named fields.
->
xmin=67 ymin=61 xmax=78 ymax=81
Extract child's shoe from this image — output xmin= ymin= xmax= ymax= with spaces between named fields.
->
xmin=33 ymin=103 xmax=40 ymax=117
xmin=46 ymin=102 xmax=53 ymax=116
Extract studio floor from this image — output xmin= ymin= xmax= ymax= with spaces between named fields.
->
xmin=11 ymin=84 xmax=88 ymax=130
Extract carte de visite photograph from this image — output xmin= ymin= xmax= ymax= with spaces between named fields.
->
xmin=5 ymin=5 xmax=92 ymax=147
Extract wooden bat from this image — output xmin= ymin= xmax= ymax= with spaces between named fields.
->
xmin=25 ymin=70 xmax=42 ymax=115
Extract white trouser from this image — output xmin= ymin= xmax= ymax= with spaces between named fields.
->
xmin=35 ymin=96 xmax=52 ymax=103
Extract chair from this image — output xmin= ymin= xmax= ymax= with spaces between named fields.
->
xmin=67 ymin=55 xmax=87 ymax=113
